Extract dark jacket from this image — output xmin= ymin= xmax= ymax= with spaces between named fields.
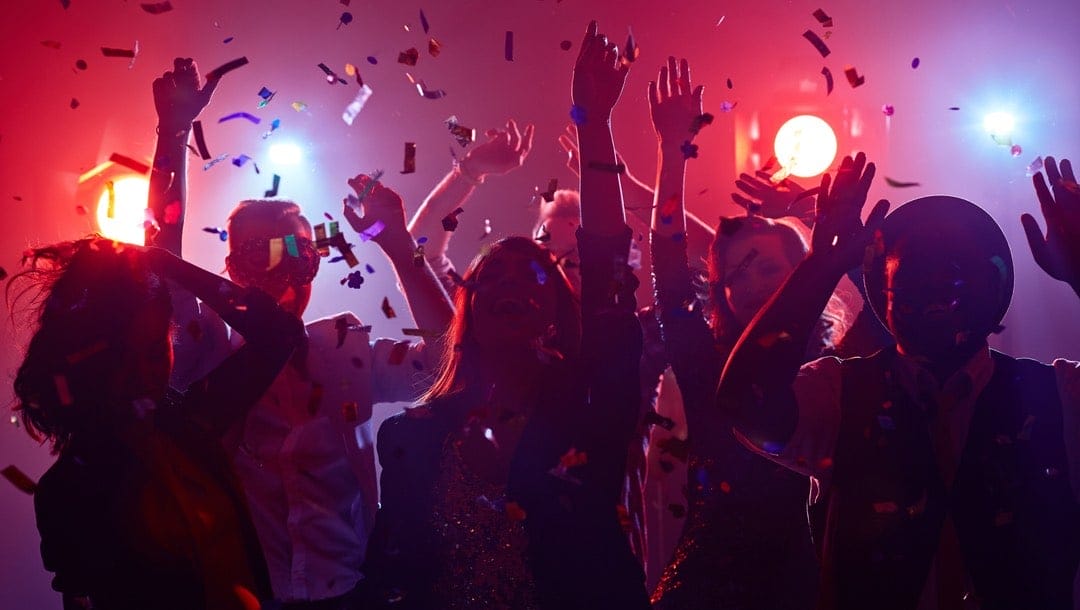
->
xmin=821 ymin=347 xmax=1080 ymax=610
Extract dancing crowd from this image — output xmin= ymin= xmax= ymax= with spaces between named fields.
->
xmin=9 ymin=20 xmax=1079 ymax=610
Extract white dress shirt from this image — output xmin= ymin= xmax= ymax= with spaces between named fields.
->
xmin=225 ymin=312 xmax=438 ymax=602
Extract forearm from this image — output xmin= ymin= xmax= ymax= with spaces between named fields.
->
xmin=406 ymin=164 xmax=479 ymax=262
xmin=377 ymin=230 xmax=454 ymax=335
xmin=717 ymin=253 xmax=846 ymax=444
xmin=621 ymin=166 xmax=656 ymax=227
xmin=154 ymin=250 xmax=300 ymax=344
xmin=576 ymin=122 xmax=626 ymax=236
xmin=650 ymin=143 xmax=687 ymax=238
xmin=148 ymin=126 xmax=191 ymax=255
xmin=684 ymin=210 xmax=715 ymax=268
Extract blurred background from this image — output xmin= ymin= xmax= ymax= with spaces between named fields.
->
xmin=1 ymin=0 xmax=1078 ymax=605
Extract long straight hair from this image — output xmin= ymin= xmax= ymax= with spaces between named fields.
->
xmin=419 ymin=236 xmax=582 ymax=404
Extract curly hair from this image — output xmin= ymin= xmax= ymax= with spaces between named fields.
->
xmin=7 ymin=237 xmax=172 ymax=453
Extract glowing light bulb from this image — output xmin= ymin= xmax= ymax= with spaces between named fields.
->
xmin=983 ymin=112 xmax=1015 ymax=136
xmin=95 ymin=175 xmax=150 ymax=245
xmin=773 ymin=115 xmax=838 ymax=178
xmin=268 ymin=142 xmax=302 ymax=165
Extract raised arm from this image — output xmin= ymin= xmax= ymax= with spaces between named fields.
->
xmin=717 ymin=153 xmax=889 ymax=448
xmin=146 ymin=248 xmax=303 ymax=436
xmin=407 ymin=119 xmax=534 ymax=292
xmin=147 ymin=57 xmax=219 ymax=255
xmin=1022 ymin=156 xmax=1080 ymax=300
xmin=558 ymin=124 xmax=715 ymax=266
xmin=649 ymin=57 xmax=702 ymax=240
xmin=344 ymin=175 xmax=453 ymax=337
xmin=147 ymin=58 xmax=228 ymax=390
xmin=572 ymin=20 xmax=630 ymax=237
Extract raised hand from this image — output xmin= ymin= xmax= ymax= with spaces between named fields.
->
xmin=459 ymin=119 xmax=535 ymax=179
xmin=1022 ymin=156 xmax=1080 ymax=294
xmin=152 ymin=57 xmax=218 ymax=134
xmin=648 ymin=57 xmax=704 ymax=146
xmin=558 ymin=125 xmax=582 ymax=178
xmin=344 ymin=175 xmax=408 ymax=245
xmin=731 ymin=171 xmax=815 ymax=221
xmin=810 ymin=152 xmax=889 ymax=270
xmin=571 ymin=20 xmax=630 ymax=123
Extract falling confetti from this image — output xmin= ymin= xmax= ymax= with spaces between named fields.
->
xmin=206 ymin=57 xmax=249 ymax=82
xmin=884 ymin=177 xmax=921 ymax=188
xmin=192 ymin=121 xmax=211 ymax=160
xmin=911 ymin=57 xmax=920 ymax=69
xmin=689 ymin=113 xmax=714 ymax=134
xmin=1 ymin=465 xmax=38 ymax=495
xmin=342 ymin=84 xmax=374 ymax=126
xmin=401 ymin=142 xmax=417 ymax=174
xmin=140 ymin=1 xmax=173 ymax=14
xmin=802 ymin=30 xmax=831 ymax=57
xmin=218 ymin=112 xmax=260 ymax=125
xmin=882 ymin=104 xmax=895 ymax=117
xmin=812 ymin=8 xmax=833 ymax=27
xmin=844 ymin=66 xmax=865 ymax=88
xmin=821 ymin=66 xmax=834 ymax=95
xmin=398 ymin=47 xmax=419 ymax=66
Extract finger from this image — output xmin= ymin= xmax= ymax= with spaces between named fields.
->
xmin=578 ymin=21 xmax=598 ymax=62
xmin=520 ymin=124 xmax=535 ymax=154
xmin=1060 ymin=158 xmax=1075 ymax=184
xmin=734 ymin=179 xmax=763 ymax=198
xmin=679 ymin=58 xmax=691 ymax=96
xmin=817 ymin=173 xmax=832 ymax=216
xmin=1021 ymin=212 xmax=1053 ymax=274
xmin=666 ymin=56 xmax=677 ymax=97
xmin=741 ymin=173 xmax=772 ymax=190
xmin=849 ymin=152 xmax=866 ymax=180
xmin=485 ymin=128 xmax=501 ymax=139
xmin=658 ymin=66 xmax=669 ymax=100
xmin=865 ymin=199 xmax=890 ymax=232
xmin=692 ymin=84 xmax=704 ymax=108
xmin=731 ymin=193 xmax=757 ymax=210
xmin=173 ymin=57 xmax=185 ymax=71
xmin=200 ymin=72 xmax=221 ymax=100
xmin=856 ymin=161 xmax=876 ymax=199
xmin=648 ymin=80 xmax=659 ymax=108
xmin=1045 ymin=156 xmax=1061 ymax=186
xmin=1033 ymin=172 xmax=1059 ymax=224
xmin=507 ymin=120 xmax=521 ymax=151
xmin=558 ymin=133 xmax=575 ymax=154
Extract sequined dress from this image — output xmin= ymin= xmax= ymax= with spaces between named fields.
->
xmin=431 ymin=435 xmax=539 ymax=609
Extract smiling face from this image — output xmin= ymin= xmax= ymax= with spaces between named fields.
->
xmin=469 ymin=247 xmax=560 ymax=354
xmin=723 ymin=233 xmax=798 ymax=327
xmin=226 ymin=203 xmax=317 ymax=318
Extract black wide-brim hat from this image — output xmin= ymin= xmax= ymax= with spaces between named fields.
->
xmin=864 ymin=195 xmax=1014 ymax=329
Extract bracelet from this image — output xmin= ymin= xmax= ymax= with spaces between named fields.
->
xmin=456 ymin=163 xmax=485 ymax=186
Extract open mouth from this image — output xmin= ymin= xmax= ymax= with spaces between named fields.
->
xmin=492 ymin=297 xmax=529 ymax=316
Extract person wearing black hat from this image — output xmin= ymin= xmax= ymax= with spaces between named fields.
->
xmin=717 ymin=153 xmax=1080 ymax=610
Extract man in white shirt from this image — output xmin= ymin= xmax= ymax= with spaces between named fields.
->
xmin=148 ymin=59 xmax=453 ymax=609
xmin=717 ymin=153 xmax=1080 ymax=609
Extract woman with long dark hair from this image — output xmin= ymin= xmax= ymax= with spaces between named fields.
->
xmin=360 ymin=21 xmax=650 ymax=610
xmin=11 ymin=237 xmax=302 ymax=610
